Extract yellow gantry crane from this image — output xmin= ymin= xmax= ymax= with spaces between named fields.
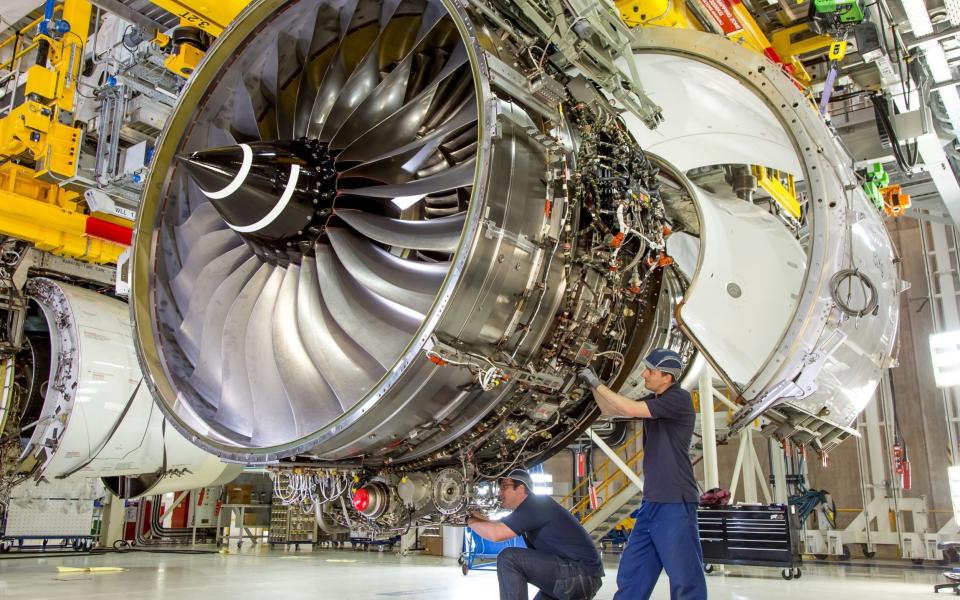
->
xmin=0 ymin=0 xmax=247 ymax=265
xmin=0 ymin=0 xmax=128 ymax=263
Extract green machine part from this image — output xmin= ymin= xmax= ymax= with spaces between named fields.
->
xmin=861 ymin=162 xmax=889 ymax=210
xmin=814 ymin=0 xmax=865 ymax=23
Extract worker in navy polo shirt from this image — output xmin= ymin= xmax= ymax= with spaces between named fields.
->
xmin=579 ymin=348 xmax=707 ymax=600
xmin=466 ymin=468 xmax=604 ymax=600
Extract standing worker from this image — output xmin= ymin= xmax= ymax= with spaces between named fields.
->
xmin=466 ymin=468 xmax=604 ymax=600
xmin=579 ymin=348 xmax=707 ymax=600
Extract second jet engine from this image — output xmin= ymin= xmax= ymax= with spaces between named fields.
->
xmin=0 ymin=278 xmax=240 ymax=502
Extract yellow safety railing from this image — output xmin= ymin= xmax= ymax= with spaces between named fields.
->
xmin=559 ymin=429 xmax=644 ymax=524
xmin=0 ymin=13 xmax=50 ymax=72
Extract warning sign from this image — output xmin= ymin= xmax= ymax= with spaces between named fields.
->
xmin=699 ymin=0 xmax=743 ymax=35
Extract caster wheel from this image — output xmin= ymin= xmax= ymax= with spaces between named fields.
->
xmin=841 ymin=545 xmax=852 ymax=561
xmin=461 ymin=563 xmax=469 ymax=576
xmin=793 ymin=567 xmax=801 ymax=579
xmin=814 ymin=554 xmax=828 ymax=560
xmin=703 ymin=564 xmax=714 ymax=574
xmin=781 ymin=568 xmax=793 ymax=581
xmin=912 ymin=558 xmax=925 ymax=566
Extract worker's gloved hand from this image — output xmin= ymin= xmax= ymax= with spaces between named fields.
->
xmin=578 ymin=367 xmax=602 ymax=390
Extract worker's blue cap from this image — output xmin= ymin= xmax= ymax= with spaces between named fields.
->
xmin=500 ymin=469 xmax=534 ymax=492
xmin=643 ymin=348 xmax=683 ymax=380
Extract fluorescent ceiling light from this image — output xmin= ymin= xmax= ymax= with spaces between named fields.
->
xmin=937 ymin=86 xmax=960 ymax=133
xmin=922 ymin=41 xmax=953 ymax=83
xmin=930 ymin=330 xmax=960 ymax=387
xmin=947 ymin=0 xmax=960 ymax=25
xmin=901 ymin=0 xmax=934 ymax=37
xmin=949 ymin=466 xmax=960 ymax=523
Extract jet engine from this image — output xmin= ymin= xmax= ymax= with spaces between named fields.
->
xmin=130 ymin=0 xmax=900 ymax=529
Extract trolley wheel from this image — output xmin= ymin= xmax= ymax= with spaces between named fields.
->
xmin=861 ymin=544 xmax=877 ymax=559
xmin=912 ymin=558 xmax=925 ymax=566
xmin=461 ymin=563 xmax=469 ymax=576
xmin=703 ymin=564 xmax=714 ymax=574
xmin=792 ymin=567 xmax=801 ymax=579
xmin=814 ymin=554 xmax=828 ymax=560
xmin=841 ymin=545 xmax=852 ymax=561
xmin=781 ymin=568 xmax=793 ymax=581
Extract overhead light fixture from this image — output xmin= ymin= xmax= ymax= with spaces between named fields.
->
xmin=922 ymin=41 xmax=953 ymax=82
xmin=949 ymin=467 xmax=960 ymax=523
xmin=938 ymin=86 xmax=960 ymax=132
xmin=930 ymin=330 xmax=960 ymax=387
xmin=947 ymin=0 xmax=960 ymax=25
xmin=901 ymin=0 xmax=934 ymax=37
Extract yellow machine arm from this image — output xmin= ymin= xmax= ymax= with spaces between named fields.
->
xmin=0 ymin=0 xmax=129 ymax=264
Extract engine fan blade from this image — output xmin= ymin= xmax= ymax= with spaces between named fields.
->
xmin=335 ymin=209 xmax=465 ymax=252
xmin=327 ymin=226 xmax=447 ymax=315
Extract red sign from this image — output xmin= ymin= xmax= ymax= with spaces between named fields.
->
xmin=699 ymin=0 xmax=743 ymax=35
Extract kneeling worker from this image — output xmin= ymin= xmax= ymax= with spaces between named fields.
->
xmin=466 ymin=468 xmax=604 ymax=600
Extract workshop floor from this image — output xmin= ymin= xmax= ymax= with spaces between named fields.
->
xmin=0 ymin=547 xmax=948 ymax=599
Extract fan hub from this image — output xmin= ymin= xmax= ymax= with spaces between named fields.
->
xmin=180 ymin=138 xmax=338 ymax=247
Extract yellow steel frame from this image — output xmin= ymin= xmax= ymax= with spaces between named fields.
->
xmin=0 ymin=0 xmax=128 ymax=265
xmin=752 ymin=165 xmax=802 ymax=219
xmin=771 ymin=24 xmax=836 ymax=60
xmin=164 ymin=41 xmax=204 ymax=77
xmin=148 ymin=0 xmax=249 ymax=37
xmin=615 ymin=0 xmax=701 ymax=30
xmin=559 ymin=429 xmax=644 ymax=526
xmin=0 ymin=164 xmax=124 ymax=263
xmin=0 ymin=0 xmax=89 ymax=184
xmin=0 ymin=13 xmax=49 ymax=72
xmin=615 ymin=0 xmax=812 ymax=86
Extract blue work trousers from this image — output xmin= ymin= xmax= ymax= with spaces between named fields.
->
xmin=612 ymin=501 xmax=707 ymax=600
xmin=497 ymin=546 xmax=603 ymax=600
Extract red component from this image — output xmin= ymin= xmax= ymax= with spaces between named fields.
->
xmin=893 ymin=444 xmax=911 ymax=489
xmin=892 ymin=444 xmax=904 ymax=474
xmin=699 ymin=0 xmax=743 ymax=35
xmin=352 ymin=488 xmax=370 ymax=512
xmin=171 ymin=492 xmax=190 ymax=528
xmin=427 ymin=354 xmax=447 ymax=367
xmin=762 ymin=46 xmax=785 ymax=66
xmin=588 ymin=485 xmax=599 ymax=510
xmin=214 ymin=500 xmax=222 ymax=517
xmin=610 ymin=232 xmax=625 ymax=248
xmin=544 ymin=199 xmax=552 ymax=218
xmin=197 ymin=488 xmax=206 ymax=506
xmin=577 ymin=453 xmax=586 ymax=478
xmin=85 ymin=216 xmax=133 ymax=245
xmin=661 ymin=225 xmax=672 ymax=237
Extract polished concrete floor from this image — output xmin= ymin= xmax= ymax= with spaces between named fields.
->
xmin=0 ymin=546 xmax=949 ymax=599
